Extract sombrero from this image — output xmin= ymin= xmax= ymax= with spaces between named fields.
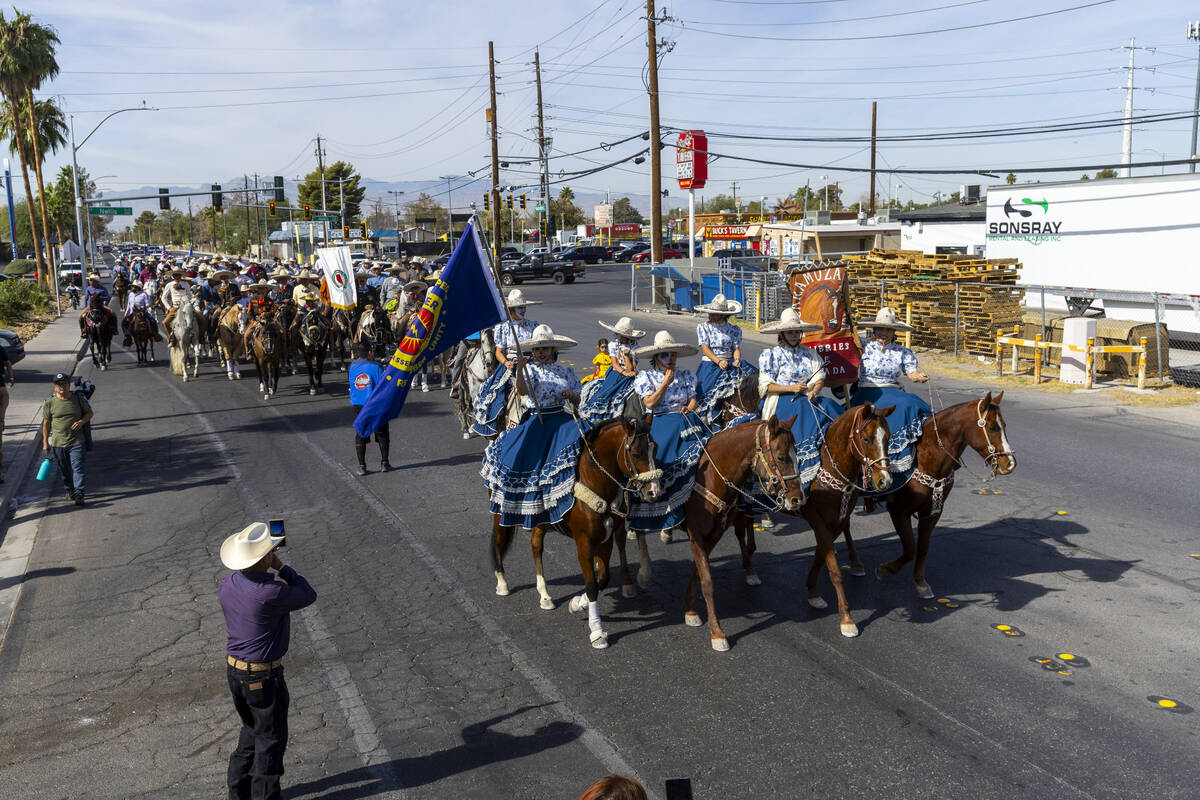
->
xmin=168 ymin=269 xmax=185 ymax=280
xmin=759 ymin=308 xmax=823 ymax=334
xmin=220 ymin=522 xmax=285 ymax=571
xmin=248 ymin=280 xmax=273 ymax=293
xmin=403 ymin=280 xmax=428 ymax=293
xmin=634 ymin=330 xmax=699 ymax=359
xmin=694 ymin=293 xmax=742 ymax=316
xmin=858 ymin=306 xmax=914 ymax=332
xmin=599 ymin=316 xmax=646 ymax=340
xmin=270 ymin=269 xmax=291 ymax=280
xmin=520 ymin=324 xmax=577 ymax=352
xmin=504 ymin=288 xmax=543 ymax=308
xmin=296 ymin=268 xmax=319 ymax=282
xmin=211 ymin=269 xmax=234 ymax=281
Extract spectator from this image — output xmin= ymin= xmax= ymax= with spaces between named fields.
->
xmin=218 ymin=521 xmax=317 ymax=800
xmin=42 ymin=372 xmax=92 ymax=506
xmin=578 ymin=775 xmax=649 ymax=800
xmin=0 ymin=345 xmax=11 ymax=483
xmin=348 ymin=344 xmax=391 ymax=475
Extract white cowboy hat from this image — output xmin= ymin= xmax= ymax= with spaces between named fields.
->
xmin=220 ymin=522 xmax=285 ymax=571
xmin=760 ymin=308 xmax=823 ymax=334
xmin=269 ymin=269 xmax=291 ymax=280
xmin=296 ymin=268 xmax=319 ymax=282
xmin=403 ymin=279 xmax=428 ymax=293
xmin=130 ymin=280 xmax=143 ymax=288
xmin=694 ymin=293 xmax=742 ymax=316
xmin=211 ymin=269 xmax=235 ymax=281
xmin=858 ymin=306 xmax=914 ymax=332
xmin=504 ymin=288 xmax=543 ymax=308
xmin=520 ymin=324 xmax=577 ymax=352
xmin=599 ymin=316 xmax=646 ymax=340
xmin=248 ymin=280 xmax=273 ymax=293
xmin=634 ymin=330 xmax=699 ymax=359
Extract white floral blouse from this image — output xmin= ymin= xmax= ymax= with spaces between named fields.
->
xmin=493 ymin=317 xmax=539 ymax=357
xmin=697 ymin=321 xmax=742 ymax=359
xmin=634 ymin=368 xmax=697 ymax=413
xmin=607 ymin=340 xmax=637 ymax=369
xmin=521 ymin=361 xmax=581 ymax=409
xmin=759 ymin=345 xmax=825 ymax=386
xmin=859 ymin=339 xmax=918 ymax=386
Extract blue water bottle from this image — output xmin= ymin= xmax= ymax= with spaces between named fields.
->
xmin=36 ymin=457 xmax=53 ymax=481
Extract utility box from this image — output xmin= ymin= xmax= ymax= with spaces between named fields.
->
xmin=1061 ymin=317 xmax=1096 ymax=384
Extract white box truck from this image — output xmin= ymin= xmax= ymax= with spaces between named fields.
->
xmin=986 ymin=173 xmax=1200 ymax=338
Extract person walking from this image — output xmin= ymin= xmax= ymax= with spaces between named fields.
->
xmin=218 ymin=521 xmax=317 ymax=800
xmin=42 ymin=373 xmax=92 ymax=506
xmin=348 ymin=344 xmax=391 ymax=475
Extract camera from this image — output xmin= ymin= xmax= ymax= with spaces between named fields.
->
xmin=268 ymin=518 xmax=286 ymax=547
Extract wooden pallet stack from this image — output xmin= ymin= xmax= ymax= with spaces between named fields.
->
xmin=841 ymin=250 xmax=1024 ymax=355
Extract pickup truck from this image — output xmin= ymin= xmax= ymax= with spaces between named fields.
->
xmin=499 ymin=253 xmax=585 ymax=285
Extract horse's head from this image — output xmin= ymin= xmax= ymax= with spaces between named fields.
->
xmin=754 ymin=415 xmax=806 ymax=513
xmin=619 ymin=415 xmax=661 ymax=502
xmin=850 ymin=403 xmax=894 ymax=492
xmin=967 ymin=391 xmax=1016 ymax=476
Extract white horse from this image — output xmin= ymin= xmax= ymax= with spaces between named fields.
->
xmin=452 ymin=328 xmax=496 ymax=439
xmin=169 ymin=297 xmax=202 ymax=381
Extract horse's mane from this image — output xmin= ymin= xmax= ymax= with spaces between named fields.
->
xmin=584 ymin=413 xmax=650 ymax=447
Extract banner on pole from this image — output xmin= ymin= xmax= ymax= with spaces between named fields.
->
xmin=789 ymin=264 xmax=861 ymax=388
xmin=316 ymin=246 xmax=357 ymax=311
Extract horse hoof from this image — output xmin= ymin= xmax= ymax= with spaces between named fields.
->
xmin=626 ymin=529 xmax=638 ymax=541
xmin=807 ymin=596 xmax=828 ymax=610
xmin=621 ymin=584 xmax=636 ymax=599
xmin=568 ymin=595 xmax=587 ymax=613
xmin=684 ymin=611 xmax=703 ymax=627
xmin=636 ymin=570 xmax=651 ymax=590
xmin=462 ymin=432 xmax=470 ymax=440
xmin=659 ymin=529 xmax=673 ymax=544
xmin=711 ymin=636 xmax=730 ymax=652
xmin=309 ymin=389 xmax=316 ymax=396
xmin=915 ymin=582 xmax=935 ymax=600
xmin=840 ymin=622 xmax=860 ymax=638
xmin=539 ymin=596 xmax=555 ymax=610
xmin=745 ymin=572 xmax=762 ymax=586
xmin=589 ymin=631 xmax=608 ymax=649
xmin=849 ymin=564 xmax=867 ymax=577
xmin=227 ymin=374 xmax=233 ymax=381
xmin=759 ymin=517 xmax=774 ymax=529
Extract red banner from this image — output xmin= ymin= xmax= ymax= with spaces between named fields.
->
xmin=676 ymin=130 xmax=708 ymax=190
xmin=788 ymin=264 xmax=861 ymax=388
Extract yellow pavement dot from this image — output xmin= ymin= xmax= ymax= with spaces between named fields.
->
xmin=995 ymin=625 xmax=1012 ymax=631
xmin=945 ymin=603 xmax=960 ymax=608
xmin=1158 ymin=699 xmax=1178 ymax=708
xmin=923 ymin=606 xmax=936 ymax=612
xmin=937 ymin=598 xmax=950 ymax=603
xmin=994 ymin=490 xmax=1004 ymax=495
xmin=1056 ymin=510 xmax=1068 ymax=515
xmin=1058 ymin=653 xmax=1075 ymax=661
xmin=1057 ymin=670 xmax=1073 ymax=676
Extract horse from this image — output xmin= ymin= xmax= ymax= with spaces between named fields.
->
xmin=169 ymin=298 xmax=202 ymax=382
xmin=274 ymin=300 xmax=299 ymax=375
xmin=451 ymin=328 xmax=497 ymax=439
xmin=248 ymin=310 xmax=285 ymax=399
xmin=295 ymin=308 xmax=329 ymax=396
xmin=679 ymin=415 xmax=807 ymax=651
xmin=490 ymin=414 xmax=662 ymax=649
xmin=216 ymin=304 xmax=248 ymax=381
xmin=863 ymin=392 xmax=1016 ymax=599
xmin=113 ymin=273 xmax=130 ymax=315
xmin=84 ymin=300 xmax=116 ymax=370
xmin=354 ymin=305 xmax=389 ymax=354
xmin=129 ymin=306 xmax=156 ymax=365
xmin=328 ymin=308 xmax=353 ymax=371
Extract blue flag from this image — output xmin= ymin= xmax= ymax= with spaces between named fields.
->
xmin=354 ymin=220 xmax=505 ymax=437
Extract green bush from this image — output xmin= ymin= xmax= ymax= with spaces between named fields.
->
xmin=3 ymin=258 xmax=36 ymax=276
xmin=0 ymin=278 xmax=50 ymax=322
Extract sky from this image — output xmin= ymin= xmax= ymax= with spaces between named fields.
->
xmin=19 ymin=0 xmax=1200 ymax=214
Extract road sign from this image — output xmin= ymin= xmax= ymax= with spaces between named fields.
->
xmin=312 ymin=215 xmax=338 ymax=222
xmin=534 ymin=204 xmax=546 ymax=213
xmin=88 ymin=206 xmax=132 ymax=216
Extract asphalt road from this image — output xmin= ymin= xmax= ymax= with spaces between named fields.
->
xmin=0 ymin=263 xmax=1196 ymax=799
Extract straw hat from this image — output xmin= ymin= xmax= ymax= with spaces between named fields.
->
xmin=248 ymin=280 xmax=273 ymax=293
xmin=504 ymin=288 xmax=542 ymax=308
xmin=403 ymin=279 xmax=428 ymax=293
xmin=520 ymin=324 xmax=577 ymax=352
xmin=759 ymin=308 xmax=823 ymax=334
xmin=270 ymin=269 xmax=291 ymax=280
xmin=858 ymin=306 xmax=914 ymax=332
xmin=296 ymin=268 xmax=319 ymax=283
xmin=220 ymin=522 xmax=285 ymax=571
xmin=599 ymin=316 xmax=646 ymax=340
xmin=385 ymin=265 xmax=405 ymax=275
xmin=168 ymin=268 xmax=185 ymax=280
xmin=634 ymin=330 xmax=699 ymax=359
xmin=130 ymin=280 xmax=143 ymax=289
xmin=694 ymin=293 xmax=742 ymax=316
xmin=211 ymin=269 xmax=234 ymax=281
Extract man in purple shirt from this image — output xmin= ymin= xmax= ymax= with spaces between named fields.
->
xmin=218 ymin=522 xmax=317 ymax=800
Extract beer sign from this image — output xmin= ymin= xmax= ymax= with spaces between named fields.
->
xmin=676 ymin=130 xmax=707 ymax=190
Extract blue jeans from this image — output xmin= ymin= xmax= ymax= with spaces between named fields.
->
xmin=52 ymin=444 xmax=85 ymax=495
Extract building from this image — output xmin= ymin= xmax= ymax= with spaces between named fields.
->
xmin=757 ymin=219 xmax=901 ymax=259
xmin=894 ymin=199 xmax=987 ymax=256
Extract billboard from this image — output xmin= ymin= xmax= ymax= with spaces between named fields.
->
xmin=788 ymin=264 xmax=861 ymax=388
xmin=676 ymin=130 xmax=708 ymax=190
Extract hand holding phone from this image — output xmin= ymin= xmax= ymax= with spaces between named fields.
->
xmin=268 ymin=518 xmax=286 ymax=548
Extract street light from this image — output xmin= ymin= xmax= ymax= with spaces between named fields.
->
xmin=1140 ymin=148 xmax=1167 ymax=175
xmin=820 ymin=174 xmax=829 ymax=211
xmin=387 ymin=189 xmax=405 ymax=248
xmin=438 ymin=175 xmax=455 ymax=246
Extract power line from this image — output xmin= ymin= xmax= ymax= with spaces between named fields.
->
xmin=680 ymin=0 xmax=997 ymax=27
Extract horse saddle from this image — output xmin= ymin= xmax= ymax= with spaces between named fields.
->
xmin=86 ymin=309 xmax=116 ymax=334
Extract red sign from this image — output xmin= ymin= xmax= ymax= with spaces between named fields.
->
xmin=788 ymin=265 xmax=861 ymax=388
xmin=706 ymin=225 xmax=751 ymax=239
xmin=676 ymin=130 xmax=708 ymax=190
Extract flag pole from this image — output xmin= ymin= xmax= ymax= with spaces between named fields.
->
xmin=472 ymin=214 xmax=543 ymax=423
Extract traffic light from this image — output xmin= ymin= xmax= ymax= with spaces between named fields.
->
xmin=343 ymin=225 xmax=350 ymax=239
xmin=303 ymin=204 xmax=311 ymax=220
xmin=267 ymin=201 xmax=276 ymax=217
xmin=211 ymin=184 xmax=222 ymax=211
xmin=273 ymin=175 xmax=285 ymax=203
xmin=506 ymin=193 xmax=513 ymax=210
xmin=361 ymin=221 xmax=369 ymax=238
xmin=158 ymin=188 xmax=170 ymax=210
xmin=519 ymin=193 xmax=526 ymax=210
xmin=483 ymin=193 xmax=490 ymax=211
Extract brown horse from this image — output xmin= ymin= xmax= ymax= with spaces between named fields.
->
xmin=248 ymin=310 xmax=285 ymax=399
xmin=681 ymin=415 xmax=806 ymax=651
xmin=129 ymin=306 xmax=156 ymax=365
xmin=491 ymin=415 xmax=662 ymax=649
xmin=216 ymin=304 xmax=247 ymax=380
xmin=328 ymin=308 xmax=353 ymax=371
xmin=295 ymin=307 xmax=329 ymax=395
xmin=862 ymin=392 xmax=1016 ymax=599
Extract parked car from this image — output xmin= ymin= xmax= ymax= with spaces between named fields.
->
xmin=631 ymin=246 xmax=685 ymax=263
xmin=614 ymin=242 xmax=651 ymax=262
xmin=58 ymin=261 xmax=85 ymax=287
xmin=499 ymin=251 xmax=523 ymax=266
xmin=499 ymin=246 xmax=519 ymax=257
xmin=0 ymin=329 xmax=25 ymax=365
xmin=499 ymin=253 xmax=585 ymax=285
xmin=554 ymin=245 xmax=608 ymax=265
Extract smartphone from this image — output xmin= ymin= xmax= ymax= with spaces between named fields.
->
xmin=664 ymin=778 xmax=693 ymax=800
xmin=268 ymin=518 xmax=286 ymax=547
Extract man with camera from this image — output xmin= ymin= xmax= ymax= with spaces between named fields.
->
xmin=218 ymin=521 xmax=316 ymax=800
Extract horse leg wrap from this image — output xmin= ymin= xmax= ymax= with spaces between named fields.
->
xmin=587 ymin=601 xmax=602 ymax=629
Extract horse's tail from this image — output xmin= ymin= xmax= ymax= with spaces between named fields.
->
xmin=169 ymin=343 xmax=184 ymax=375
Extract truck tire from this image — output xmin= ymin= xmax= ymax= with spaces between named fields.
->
xmin=552 ymin=271 xmax=567 ymax=285
xmin=564 ymin=276 xmax=576 ymax=284
xmin=501 ymin=273 xmax=515 ymax=286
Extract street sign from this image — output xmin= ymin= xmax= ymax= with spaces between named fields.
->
xmin=534 ymin=204 xmax=546 ymax=213
xmin=312 ymin=215 xmax=338 ymax=222
xmin=88 ymin=206 xmax=132 ymax=216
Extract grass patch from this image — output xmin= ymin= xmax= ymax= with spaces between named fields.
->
xmin=0 ymin=279 xmax=52 ymax=328
xmin=3 ymin=258 xmax=36 ymax=277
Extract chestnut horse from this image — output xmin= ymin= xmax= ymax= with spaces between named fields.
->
xmin=681 ymin=415 xmax=806 ymax=651
xmin=858 ymin=392 xmax=1016 ymax=599
xmin=129 ymin=306 xmax=156 ymax=365
xmin=248 ymin=310 xmax=285 ymax=399
xmin=216 ymin=304 xmax=247 ymax=381
xmin=491 ymin=414 xmax=662 ymax=650
xmin=295 ymin=307 xmax=329 ymax=396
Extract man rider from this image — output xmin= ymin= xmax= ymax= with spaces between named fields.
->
xmin=78 ymin=274 xmax=110 ymax=336
xmin=379 ymin=265 xmax=404 ymax=312
xmin=159 ymin=269 xmax=195 ymax=346
xmin=122 ymin=280 xmax=162 ymax=345
xmin=242 ymin=281 xmax=276 ymax=352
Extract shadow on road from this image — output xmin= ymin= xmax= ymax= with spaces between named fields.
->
xmin=0 ymin=566 xmax=75 ymax=592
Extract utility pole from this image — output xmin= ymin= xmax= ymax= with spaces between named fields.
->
xmin=243 ymin=175 xmax=250 ymax=252
xmin=187 ymin=197 xmax=193 ymax=249
xmin=316 ymin=135 xmax=328 ymax=249
xmin=731 ymin=181 xmax=739 ymax=222
xmin=534 ymin=50 xmax=550 ymax=245
xmin=646 ymin=0 xmax=663 ymax=263
xmin=488 ymin=41 xmax=503 ymax=263
xmin=1122 ymin=38 xmax=1136 ymax=178
xmin=254 ymin=174 xmax=261 ymax=251
xmin=869 ymin=101 xmax=878 ymax=216
xmin=1188 ymin=21 xmax=1200 ymax=173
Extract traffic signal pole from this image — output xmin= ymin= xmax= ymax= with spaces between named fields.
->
xmin=488 ymin=41 xmax=503 ymax=263
xmin=646 ymin=0 xmax=663 ymax=264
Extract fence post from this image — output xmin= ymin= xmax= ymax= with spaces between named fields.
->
xmin=1138 ymin=336 xmax=1147 ymax=390
xmin=953 ymin=283 xmax=960 ymax=357
xmin=880 ymin=278 xmax=886 ymax=310
xmin=904 ymin=302 xmax=912 ymax=348
xmin=995 ymin=330 xmax=1003 ymax=378
xmin=1010 ymin=325 xmax=1019 ymax=373
xmin=629 ymin=263 xmax=636 ymax=312
xmin=1033 ymin=335 xmax=1042 ymax=384
xmin=1039 ymin=285 xmax=1047 ymax=367
xmin=1084 ymin=337 xmax=1094 ymax=390
xmin=1153 ymin=292 xmax=1164 ymax=382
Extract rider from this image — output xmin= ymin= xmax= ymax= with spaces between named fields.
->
xmin=471 ymin=289 xmax=543 ymax=437
xmin=480 ymin=324 xmax=583 ymax=529
xmin=355 ymin=268 xmax=379 ymax=311
xmin=159 ymin=269 xmax=194 ymax=347
xmin=288 ymin=269 xmax=322 ymax=340
xmin=121 ymin=280 xmax=162 ymax=345
xmin=579 ymin=316 xmax=646 ymax=426
xmin=78 ymin=274 xmax=110 ymax=337
xmin=693 ymin=293 xmax=758 ymax=426
xmin=850 ymin=307 xmax=931 ymax=474
xmin=628 ymin=330 xmax=707 ymax=541
xmin=242 ymin=281 xmax=277 ymax=353
xmin=379 ymin=265 xmax=404 ymax=312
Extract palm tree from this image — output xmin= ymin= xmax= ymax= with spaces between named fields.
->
xmin=0 ymin=97 xmax=38 ymax=265
xmin=1 ymin=95 xmax=66 ymax=247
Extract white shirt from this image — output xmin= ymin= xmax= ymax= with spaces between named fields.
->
xmin=607 ymin=340 xmax=637 ymax=370
xmin=160 ymin=282 xmax=193 ymax=309
xmin=494 ymin=317 xmax=539 ymax=357
xmin=759 ymin=344 xmax=824 ymax=386
xmin=520 ymin=361 xmax=581 ymax=409
xmin=634 ymin=368 xmax=697 ymax=413
xmin=697 ymin=321 xmax=742 ymax=359
xmin=124 ymin=291 xmax=152 ymax=317
xmin=859 ymin=339 xmax=918 ymax=386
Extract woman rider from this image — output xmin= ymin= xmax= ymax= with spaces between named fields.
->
xmin=471 ymin=289 xmax=543 ymax=437
xmin=693 ymin=293 xmax=758 ymax=426
xmin=480 ymin=325 xmax=583 ymax=529
xmin=758 ymin=308 xmax=844 ymax=487
xmin=579 ymin=316 xmax=645 ymax=426
xmin=627 ymin=331 xmax=707 ymax=543
xmin=850 ymin=307 xmax=931 ymax=474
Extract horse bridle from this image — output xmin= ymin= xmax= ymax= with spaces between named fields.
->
xmin=572 ymin=413 xmax=662 ymax=505
xmin=975 ymin=398 xmax=1015 ymax=477
xmin=751 ymin=421 xmax=801 ymax=505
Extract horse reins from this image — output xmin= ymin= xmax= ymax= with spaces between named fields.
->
xmin=693 ymin=419 xmax=799 ymax=515
xmin=568 ymin=411 xmax=662 ymax=515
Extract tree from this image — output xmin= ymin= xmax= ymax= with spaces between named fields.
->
xmin=1093 ymin=168 xmax=1118 ymax=180
xmin=1005 ymin=172 xmax=1017 ymax=185
xmin=611 ymin=196 xmax=644 ymax=224
xmin=47 ymin=164 xmax=107 ymax=247
xmin=552 ymin=186 xmax=584 ymax=229
xmin=402 ymin=192 xmax=447 ymax=231
xmin=702 ymin=193 xmax=736 ymax=213
xmin=134 ymin=210 xmax=156 ymax=244
xmin=296 ymin=160 xmax=365 ymax=222
xmin=0 ymin=95 xmax=39 ymax=271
